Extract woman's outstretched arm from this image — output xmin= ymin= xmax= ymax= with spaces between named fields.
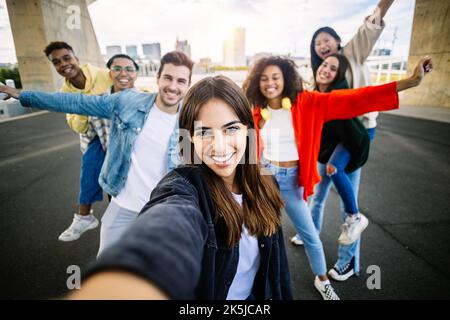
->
xmin=396 ymin=57 xmax=433 ymax=92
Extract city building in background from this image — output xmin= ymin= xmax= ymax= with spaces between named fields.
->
xmin=106 ymin=45 xmax=122 ymax=58
xmin=142 ymin=43 xmax=161 ymax=60
xmin=373 ymin=48 xmax=392 ymax=56
xmin=194 ymin=57 xmax=213 ymax=74
xmin=367 ymin=45 xmax=407 ymax=84
xmin=175 ymin=38 xmax=191 ymax=58
xmin=125 ymin=45 xmax=138 ymax=59
xmin=223 ymin=27 xmax=246 ymax=68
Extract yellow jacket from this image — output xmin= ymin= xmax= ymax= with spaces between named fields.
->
xmin=61 ymin=63 xmax=112 ymax=133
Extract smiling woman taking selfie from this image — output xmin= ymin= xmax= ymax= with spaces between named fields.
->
xmin=68 ymin=76 xmax=292 ymax=300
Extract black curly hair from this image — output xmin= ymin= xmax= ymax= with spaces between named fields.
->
xmin=43 ymin=41 xmax=75 ymax=58
xmin=243 ymin=56 xmax=303 ymax=107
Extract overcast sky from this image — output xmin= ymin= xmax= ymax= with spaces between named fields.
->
xmin=0 ymin=0 xmax=415 ymax=63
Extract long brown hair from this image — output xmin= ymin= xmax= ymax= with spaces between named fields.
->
xmin=179 ymin=76 xmax=284 ymax=247
xmin=314 ymin=53 xmax=349 ymax=92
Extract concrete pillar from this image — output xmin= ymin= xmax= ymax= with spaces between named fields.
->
xmin=5 ymin=0 xmax=103 ymax=91
xmin=401 ymin=0 xmax=450 ymax=108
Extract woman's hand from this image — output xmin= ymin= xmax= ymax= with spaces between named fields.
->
xmin=412 ymin=56 xmax=433 ymax=82
xmin=396 ymin=56 xmax=433 ymax=92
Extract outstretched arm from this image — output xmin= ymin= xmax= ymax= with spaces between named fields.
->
xmin=0 ymin=84 xmax=20 ymax=100
xmin=0 ymin=85 xmax=118 ymax=119
xmin=68 ymin=271 xmax=168 ymax=300
xmin=68 ymin=171 xmax=208 ymax=300
xmin=315 ymin=57 xmax=433 ymax=122
xmin=396 ymin=57 xmax=433 ymax=92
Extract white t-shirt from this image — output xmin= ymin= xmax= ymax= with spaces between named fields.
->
xmin=260 ymin=106 xmax=298 ymax=162
xmin=113 ymin=103 xmax=178 ymax=212
xmin=226 ymin=193 xmax=261 ymax=300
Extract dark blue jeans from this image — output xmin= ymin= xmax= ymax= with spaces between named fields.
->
xmin=79 ymin=136 xmax=106 ymax=205
xmin=328 ymin=127 xmax=377 ymax=214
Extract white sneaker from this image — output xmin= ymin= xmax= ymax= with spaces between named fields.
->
xmin=290 ymin=234 xmax=304 ymax=246
xmin=314 ymin=276 xmax=340 ymax=300
xmin=58 ymin=213 xmax=99 ymax=242
xmin=338 ymin=213 xmax=369 ymax=245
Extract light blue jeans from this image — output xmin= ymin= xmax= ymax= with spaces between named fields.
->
xmin=309 ymin=162 xmax=361 ymax=274
xmin=265 ymin=161 xmax=327 ymax=276
xmin=98 ymin=200 xmax=138 ymax=257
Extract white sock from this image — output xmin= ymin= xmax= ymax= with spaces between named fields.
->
xmin=76 ymin=213 xmax=93 ymax=220
xmin=320 ymin=279 xmax=331 ymax=286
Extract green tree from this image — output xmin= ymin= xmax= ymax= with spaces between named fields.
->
xmin=0 ymin=68 xmax=22 ymax=89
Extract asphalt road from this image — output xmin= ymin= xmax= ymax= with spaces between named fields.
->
xmin=0 ymin=111 xmax=449 ymax=299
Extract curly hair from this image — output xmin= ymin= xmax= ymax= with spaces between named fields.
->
xmin=242 ymin=56 xmax=303 ymax=107
xmin=43 ymin=41 xmax=74 ymax=58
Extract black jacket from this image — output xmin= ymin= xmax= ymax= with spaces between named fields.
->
xmin=319 ymin=117 xmax=370 ymax=173
xmin=317 ymin=81 xmax=370 ymax=173
xmin=87 ymin=165 xmax=292 ymax=300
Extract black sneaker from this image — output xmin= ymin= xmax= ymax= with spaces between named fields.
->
xmin=328 ymin=257 xmax=356 ymax=281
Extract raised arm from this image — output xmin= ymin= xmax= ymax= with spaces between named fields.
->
xmin=375 ymin=0 xmax=395 ymax=20
xmin=344 ymin=0 xmax=395 ymax=65
xmin=68 ymin=171 xmax=208 ymax=300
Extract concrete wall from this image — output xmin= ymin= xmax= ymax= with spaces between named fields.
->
xmin=5 ymin=0 xmax=103 ymax=91
xmin=402 ymin=0 xmax=450 ymax=108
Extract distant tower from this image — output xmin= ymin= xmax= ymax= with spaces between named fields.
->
xmin=175 ymin=38 xmax=191 ymax=58
xmin=223 ymin=27 xmax=246 ymax=67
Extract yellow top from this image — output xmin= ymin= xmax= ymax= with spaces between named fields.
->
xmin=60 ymin=63 xmax=112 ymax=133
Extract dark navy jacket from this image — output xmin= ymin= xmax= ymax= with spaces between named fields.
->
xmin=88 ymin=165 xmax=292 ymax=300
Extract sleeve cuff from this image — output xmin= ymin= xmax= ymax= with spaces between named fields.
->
xmin=365 ymin=11 xmax=385 ymax=31
xmin=18 ymin=91 xmax=32 ymax=107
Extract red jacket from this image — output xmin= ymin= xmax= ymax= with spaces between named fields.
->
xmin=253 ymin=82 xmax=399 ymax=200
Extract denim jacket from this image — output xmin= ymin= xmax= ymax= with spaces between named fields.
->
xmin=19 ymin=89 xmax=182 ymax=196
xmin=87 ymin=166 xmax=293 ymax=300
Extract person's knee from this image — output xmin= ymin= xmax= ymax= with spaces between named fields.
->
xmin=326 ymin=164 xmax=337 ymax=176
